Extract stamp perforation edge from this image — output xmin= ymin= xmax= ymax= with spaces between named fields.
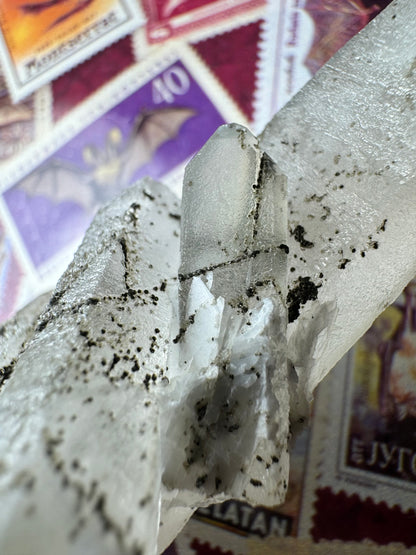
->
xmin=143 ymin=0 xmax=265 ymax=43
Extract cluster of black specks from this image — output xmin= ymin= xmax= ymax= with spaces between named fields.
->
xmin=149 ymin=328 xmax=162 ymax=354
xmin=53 ymin=289 xmax=171 ymax=390
xmin=305 ymin=193 xmax=327 ymax=203
xmin=291 ymin=225 xmax=314 ymax=249
xmin=249 ymin=478 xmax=263 ymax=487
xmin=320 ymin=206 xmax=331 ymax=221
xmin=287 ymin=276 xmax=320 ymax=323
xmin=219 ymin=397 xmax=241 ymax=434
xmin=280 ymin=137 xmax=299 ymax=153
xmin=195 ymin=474 xmax=208 ymax=488
xmin=233 ymin=279 xmax=276 ymax=315
xmin=94 ymin=493 xmax=128 ymax=548
xmin=118 ymin=237 xmax=130 ymax=289
xmin=0 ymin=360 xmax=16 ymax=391
xmin=178 ymin=247 xmax=275 ymax=282
xmin=184 ymin=427 xmax=204 ymax=467
xmin=143 ymin=373 xmax=157 ymax=390
xmin=344 ymin=218 xmax=387 ymax=263
xmin=42 ymin=429 xmax=89 ymax=519
xmin=186 ymin=389 xmax=244 ymax=471
xmin=195 ymin=399 xmax=208 ymax=422
xmin=172 ymin=313 xmax=195 ymax=344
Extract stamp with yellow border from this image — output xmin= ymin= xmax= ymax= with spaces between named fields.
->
xmin=0 ymin=0 xmax=145 ymax=102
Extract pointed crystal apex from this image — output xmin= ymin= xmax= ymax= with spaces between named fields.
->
xmin=180 ymin=123 xmax=287 ymax=307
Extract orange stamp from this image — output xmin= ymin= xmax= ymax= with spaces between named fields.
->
xmin=0 ymin=0 xmax=145 ymax=102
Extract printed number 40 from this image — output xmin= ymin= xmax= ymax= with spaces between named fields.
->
xmin=152 ymin=66 xmax=190 ymax=104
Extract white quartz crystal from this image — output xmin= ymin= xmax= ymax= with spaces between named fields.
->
xmin=0 ymin=292 xmax=50 ymax=374
xmin=164 ymin=124 xmax=289 ymax=506
xmin=260 ymin=0 xmax=416 ymax=419
xmin=0 ymin=180 xmax=181 ymax=555
xmin=1 ymin=1 xmax=416 ymax=554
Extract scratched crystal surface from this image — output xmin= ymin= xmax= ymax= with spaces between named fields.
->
xmin=261 ymin=0 xmax=416 ymax=410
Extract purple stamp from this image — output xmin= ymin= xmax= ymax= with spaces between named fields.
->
xmin=2 ymin=46 xmax=247 ymax=271
xmin=0 ymin=217 xmax=24 ymax=322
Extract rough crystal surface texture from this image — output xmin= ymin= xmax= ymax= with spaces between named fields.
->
xmin=171 ymin=124 xmax=289 ymax=508
xmin=0 ymin=181 xmax=181 ymax=555
xmin=1 ymin=1 xmax=416 ymax=553
xmin=261 ymin=0 xmax=416 ymax=397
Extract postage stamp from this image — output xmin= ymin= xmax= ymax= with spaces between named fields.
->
xmin=189 ymin=13 xmax=265 ymax=126
xmin=141 ymin=0 xmax=265 ymax=44
xmin=254 ymin=0 xmax=386 ymax=132
xmin=0 ymin=219 xmax=22 ymax=322
xmin=51 ymin=35 xmax=135 ymax=122
xmin=0 ymin=0 xmax=145 ymax=102
xmin=299 ymin=281 xmax=416 ymax=545
xmin=0 ymin=73 xmax=35 ymax=162
xmin=0 ymin=200 xmax=38 ymax=322
xmin=0 ymin=44 xmax=247 ymax=276
xmin=174 ymin=522 xmax=414 ymax=555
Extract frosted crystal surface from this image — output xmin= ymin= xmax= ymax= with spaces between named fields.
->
xmin=0 ymin=180 xmax=181 ymax=555
xmin=260 ymin=0 xmax=416 ymax=403
xmin=0 ymin=293 xmax=50 ymax=377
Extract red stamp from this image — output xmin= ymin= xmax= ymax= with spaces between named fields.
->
xmin=142 ymin=0 xmax=265 ymax=43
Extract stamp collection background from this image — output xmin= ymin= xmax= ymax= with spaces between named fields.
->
xmin=2 ymin=1 xmax=415 ymax=553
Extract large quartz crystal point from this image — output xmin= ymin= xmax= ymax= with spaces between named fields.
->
xmin=163 ymin=123 xmax=290 ymax=512
xmin=260 ymin=0 xmax=416 ymax=404
xmin=0 ymin=179 xmax=180 ymax=555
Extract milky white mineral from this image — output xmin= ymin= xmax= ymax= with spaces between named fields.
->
xmin=0 ymin=1 xmax=416 ymax=554
xmin=0 ymin=181 xmax=180 ymax=555
xmin=165 ymin=124 xmax=289 ymax=507
xmin=261 ymin=0 xmax=416 ymax=421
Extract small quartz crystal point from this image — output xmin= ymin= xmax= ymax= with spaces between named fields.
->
xmin=260 ymin=0 xmax=416 ymax=417
xmin=163 ymin=124 xmax=289 ymax=513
